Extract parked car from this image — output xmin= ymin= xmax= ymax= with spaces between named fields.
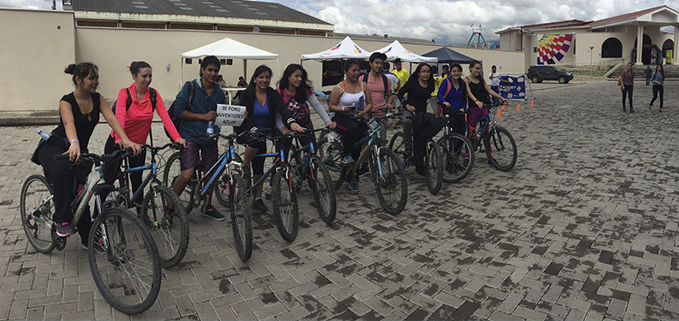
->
xmin=527 ymin=66 xmax=573 ymax=84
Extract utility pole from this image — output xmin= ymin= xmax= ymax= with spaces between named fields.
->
xmin=589 ymin=46 xmax=594 ymax=73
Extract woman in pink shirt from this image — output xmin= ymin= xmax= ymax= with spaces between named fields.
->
xmin=103 ymin=61 xmax=186 ymax=209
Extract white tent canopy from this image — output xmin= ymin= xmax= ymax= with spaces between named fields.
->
xmin=180 ymin=37 xmax=279 ymax=88
xmin=372 ymin=40 xmax=438 ymax=63
xmin=301 ymin=36 xmax=371 ymax=61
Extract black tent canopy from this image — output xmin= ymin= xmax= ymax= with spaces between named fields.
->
xmin=422 ymin=47 xmax=475 ymax=64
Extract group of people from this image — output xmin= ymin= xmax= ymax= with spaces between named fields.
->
xmin=32 ymin=54 xmax=508 ymax=247
xmin=619 ymin=62 xmax=666 ymax=113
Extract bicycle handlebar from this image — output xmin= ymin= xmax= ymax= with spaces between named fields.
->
xmin=55 ymin=148 xmax=132 ymax=164
xmin=141 ymin=142 xmax=180 ymax=152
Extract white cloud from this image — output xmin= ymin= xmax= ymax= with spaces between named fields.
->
xmin=4 ymin=0 xmax=679 ymax=44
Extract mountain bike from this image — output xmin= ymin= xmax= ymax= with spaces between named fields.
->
xmin=436 ymin=110 xmax=474 ymax=183
xmin=110 ymin=143 xmax=188 ymax=268
xmin=20 ymin=149 xmax=161 ymax=315
xmin=318 ymin=112 xmax=408 ymax=215
xmin=472 ymin=103 xmax=518 ymax=171
xmin=163 ymin=132 xmax=253 ymax=262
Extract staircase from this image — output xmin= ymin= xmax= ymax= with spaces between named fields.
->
xmin=608 ymin=64 xmax=679 ymax=79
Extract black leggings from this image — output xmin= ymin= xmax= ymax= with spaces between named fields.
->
xmin=621 ymin=86 xmax=633 ymax=109
xmin=37 ymin=143 xmax=92 ymax=245
xmin=651 ymin=85 xmax=664 ymax=110
xmin=333 ymin=114 xmax=368 ymax=161
xmin=103 ymin=135 xmax=147 ymax=205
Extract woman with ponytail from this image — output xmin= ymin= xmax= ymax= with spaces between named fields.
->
xmin=33 ymin=62 xmax=141 ymax=243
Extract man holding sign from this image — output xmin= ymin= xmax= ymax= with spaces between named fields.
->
xmin=172 ymin=56 xmax=226 ymax=221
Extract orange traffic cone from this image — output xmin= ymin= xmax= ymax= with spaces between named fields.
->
xmin=497 ymin=109 xmax=502 ymax=117
xmin=502 ymin=104 xmax=506 ymax=110
xmin=517 ymin=104 xmax=521 ymax=112
xmin=531 ymin=100 xmax=534 ymax=107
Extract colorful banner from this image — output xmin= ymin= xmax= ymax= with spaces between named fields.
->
xmin=537 ymin=34 xmax=573 ymax=65
xmin=498 ymin=75 xmax=526 ymax=100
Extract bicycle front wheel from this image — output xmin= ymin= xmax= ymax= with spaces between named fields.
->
xmin=487 ymin=126 xmax=517 ymax=171
xmin=309 ymin=156 xmax=336 ymax=224
xmin=229 ymin=174 xmax=252 ymax=262
xmin=372 ymin=148 xmax=408 ymax=215
xmin=272 ymin=167 xmax=299 ymax=242
xmin=437 ymin=133 xmax=474 ymax=183
xmin=216 ymin=154 xmax=243 ymax=207
xmin=141 ymin=183 xmax=189 ymax=268
xmin=89 ymin=207 xmax=161 ymax=315
xmin=317 ymin=137 xmax=345 ymax=190
xmin=20 ymin=174 xmax=56 ymax=254
xmin=425 ymin=140 xmax=443 ymax=195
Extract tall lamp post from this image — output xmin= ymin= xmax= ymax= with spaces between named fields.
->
xmin=589 ymin=46 xmax=594 ymax=73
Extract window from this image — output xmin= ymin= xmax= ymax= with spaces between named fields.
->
xmin=185 ymin=58 xmax=192 ymax=64
xmin=601 ymin=38 xmax=622 ymax=58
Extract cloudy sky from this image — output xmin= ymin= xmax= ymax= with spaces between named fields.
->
xmin=2 ymin=0 xmax=678 ymax=45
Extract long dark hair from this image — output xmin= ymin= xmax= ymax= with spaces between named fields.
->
xmin=278 ymin=64 xmax=313 ymax=104
xmin=656 ymin=64 xmax=665 ymax=79
xmin=469 ymin=60 xmax=485 ymax=84
xmin=246 ymin=65 xmax=273 ymax=93
xmin=404 ymin=63 xmax=434 ymax=90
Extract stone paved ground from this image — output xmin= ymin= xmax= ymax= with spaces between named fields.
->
xmin=1 ymin=80 xmax=679 ymax=320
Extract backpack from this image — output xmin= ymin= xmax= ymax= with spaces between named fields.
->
xmin=112 ymin=87 xmax=157 ymax=114
xmin=167 ymin=81 xmax=196 ymax=140
xmin=362 ymin=72 xmax=389 ymax=100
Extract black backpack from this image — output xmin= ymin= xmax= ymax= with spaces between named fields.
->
xmin=362 ymin=72 xmax=389 ymax=100
xmin=112 ymin=87 xmax=157 ymax=114
xmin=167 ymin=81 xmax=196 ymax=140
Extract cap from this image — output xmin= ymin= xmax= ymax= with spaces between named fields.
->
xmin=394 ymin=58 xmax=402 ymax=63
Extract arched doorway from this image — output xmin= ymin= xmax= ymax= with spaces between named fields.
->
xmin=601 ymin=37 xmax=622 ymax=58
xmin=663 ymin=39 xmax=674 ymax=63
xmin=633 ymin=34 xmax=653 ymax=64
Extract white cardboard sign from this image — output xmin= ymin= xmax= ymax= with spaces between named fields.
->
xmin=215 ymin=104 xmax=246 ymax=127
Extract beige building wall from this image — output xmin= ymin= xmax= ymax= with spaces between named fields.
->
xmin=0 ymin=9 xmax=76 ymax=112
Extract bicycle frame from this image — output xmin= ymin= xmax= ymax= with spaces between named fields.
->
xmin=123 ymin=162 xmax=157 ymax=205
xmin=252 ymin=147 xmax=285 ymax=190
xmin=198 ymin=144 xmax=240 ymax=197
xmin=71 ymin=165 xmax=106 ymax=227
xmin=350 ymin=118 xmax=386 ymax=178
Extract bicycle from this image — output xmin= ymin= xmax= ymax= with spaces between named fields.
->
xmin=436 ymin=110 xmax=475 ymax=183
xmin=163 ymin=132 xmax=253 ymax=262
xmin=245 ymin=130 xmax=301 ymax=242
xmin=318 ymin=112 xmax=408 ymax=215
xmin=471 ymin=103 xmax=518 ymax=171
xmin=20 ymin=149 xmax=161 ymax=315
xmin=287 ymin=128 xmax=337 ymax=224
xmin=110 ymin=143 xmax=189 ymax=268
xmin=388 ymin=113 xmax=444 ymax=195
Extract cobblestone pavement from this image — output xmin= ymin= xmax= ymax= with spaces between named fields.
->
xmin=1 ymin=80 xmax=679 ymax=320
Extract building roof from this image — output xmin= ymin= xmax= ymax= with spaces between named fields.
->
xmin=68 ymin=0 xmax=331 ymax=25
xmin=585 ymin=5 xmax=673 ymax=28
xmin=496 ymin=19 xmax=589 ymax=34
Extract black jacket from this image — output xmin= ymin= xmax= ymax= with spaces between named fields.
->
xmin=235 ymin=87 xmax=297 ymax=136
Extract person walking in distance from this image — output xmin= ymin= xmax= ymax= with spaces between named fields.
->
xmin=644 ymin=66 xmax=652 ymax=86
xmin=649 ymin=64 xmax=665 ymax=112
xmin=618 ymin=62 xmax=635 ymax=113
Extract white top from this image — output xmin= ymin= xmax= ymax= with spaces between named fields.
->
xmin=490 ymin=72 xmax=500 ymax=86
xmin=337 ymin=82 xmax=365 ymax=110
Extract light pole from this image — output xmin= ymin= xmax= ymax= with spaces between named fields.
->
xmin=589 ymin=46 xmax=594 ymax=73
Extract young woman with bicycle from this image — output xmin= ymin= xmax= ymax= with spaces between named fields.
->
xmin=396 ymin=63 xmax=435 ymax=176
xmin=236 ymin=65 xmax=304 ymax=213
xmin=32 ymin=63 xmax=141 ymax=241
xmin=463 ymin=60 xmax=508 ymax=145
xmin=103 ymin=61 xmax=187 ymax=210
xmin=327 ymin=60 xmax=373 ymax=194
xmin=438 ymin=63 xmax=468 ymax=136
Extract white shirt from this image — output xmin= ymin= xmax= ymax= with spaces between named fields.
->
xmin=490 ymin=72 xmax=500 ymax=86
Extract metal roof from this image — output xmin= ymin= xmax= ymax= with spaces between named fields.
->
xmin=69 ymin=0 xmax=332 ymax=25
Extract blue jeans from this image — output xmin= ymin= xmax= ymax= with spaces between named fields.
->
xmin=491 ymin=85 xmax=500 ymax=105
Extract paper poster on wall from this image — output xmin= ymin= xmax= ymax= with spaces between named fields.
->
xmin=215 ymin=104 xmax=246 ymax=127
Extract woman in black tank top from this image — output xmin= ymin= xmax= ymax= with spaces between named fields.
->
xmin=34 ymin=63 xmax=141 ymax=240
xmin=463 ymin=60 xmax=508 ymax=138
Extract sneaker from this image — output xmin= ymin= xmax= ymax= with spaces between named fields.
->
xmin=349 ymin=181 xmax=359 ymax=195
xmin=252 ymin=199 xmax=268 ymax=213
xmin=357 ymin=165 xmax=370 ymax=177
xmin=82 ymin=241 xmax=106 ymax=255
xmin=56 ymin=222 xmax=74 ymax=237
xmin=201 ymin=205 xmax=226 ymax=221
xmin=342 ymin=154 xmax=355 ymax=164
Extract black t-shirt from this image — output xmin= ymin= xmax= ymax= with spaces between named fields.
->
xmin=52 ymin=92 xmax=101 ymax=152
xmin=467 ymin=78 xmax=491 ymax=107
xmin=397 ymin=79 xmax=434 ymax=113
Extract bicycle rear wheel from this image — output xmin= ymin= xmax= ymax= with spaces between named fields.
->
xmin=272 ymin=167 xmax=299 ymax=242
xmin=20 ymin=174 xmax=56 ymax=254
xmin=317 ymin=138 xmax=345 ymax=190
xmin=89 ymin=207 xmax=161 ymax=315
xmin=388 ymin=132 xmax=409 ymax=164
xmin=425 ymin=140 xmax=443 ymax=195
xmin=487 ymin=126 xmax=517 ymax=171
xmin=371 ymin=148 xmax=408 ymax=215
xmin=309 ymin=156 xmax=336 ymax=224
xmin=140 ymin=183 xmax=189 ymax=268
xmin=163 ymin=152 xmax=196 ymax=214
xmin=229 ymin=174 xmax=252 ymax=262
xmin=437 ymin=133 xmax=474 ymax=183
